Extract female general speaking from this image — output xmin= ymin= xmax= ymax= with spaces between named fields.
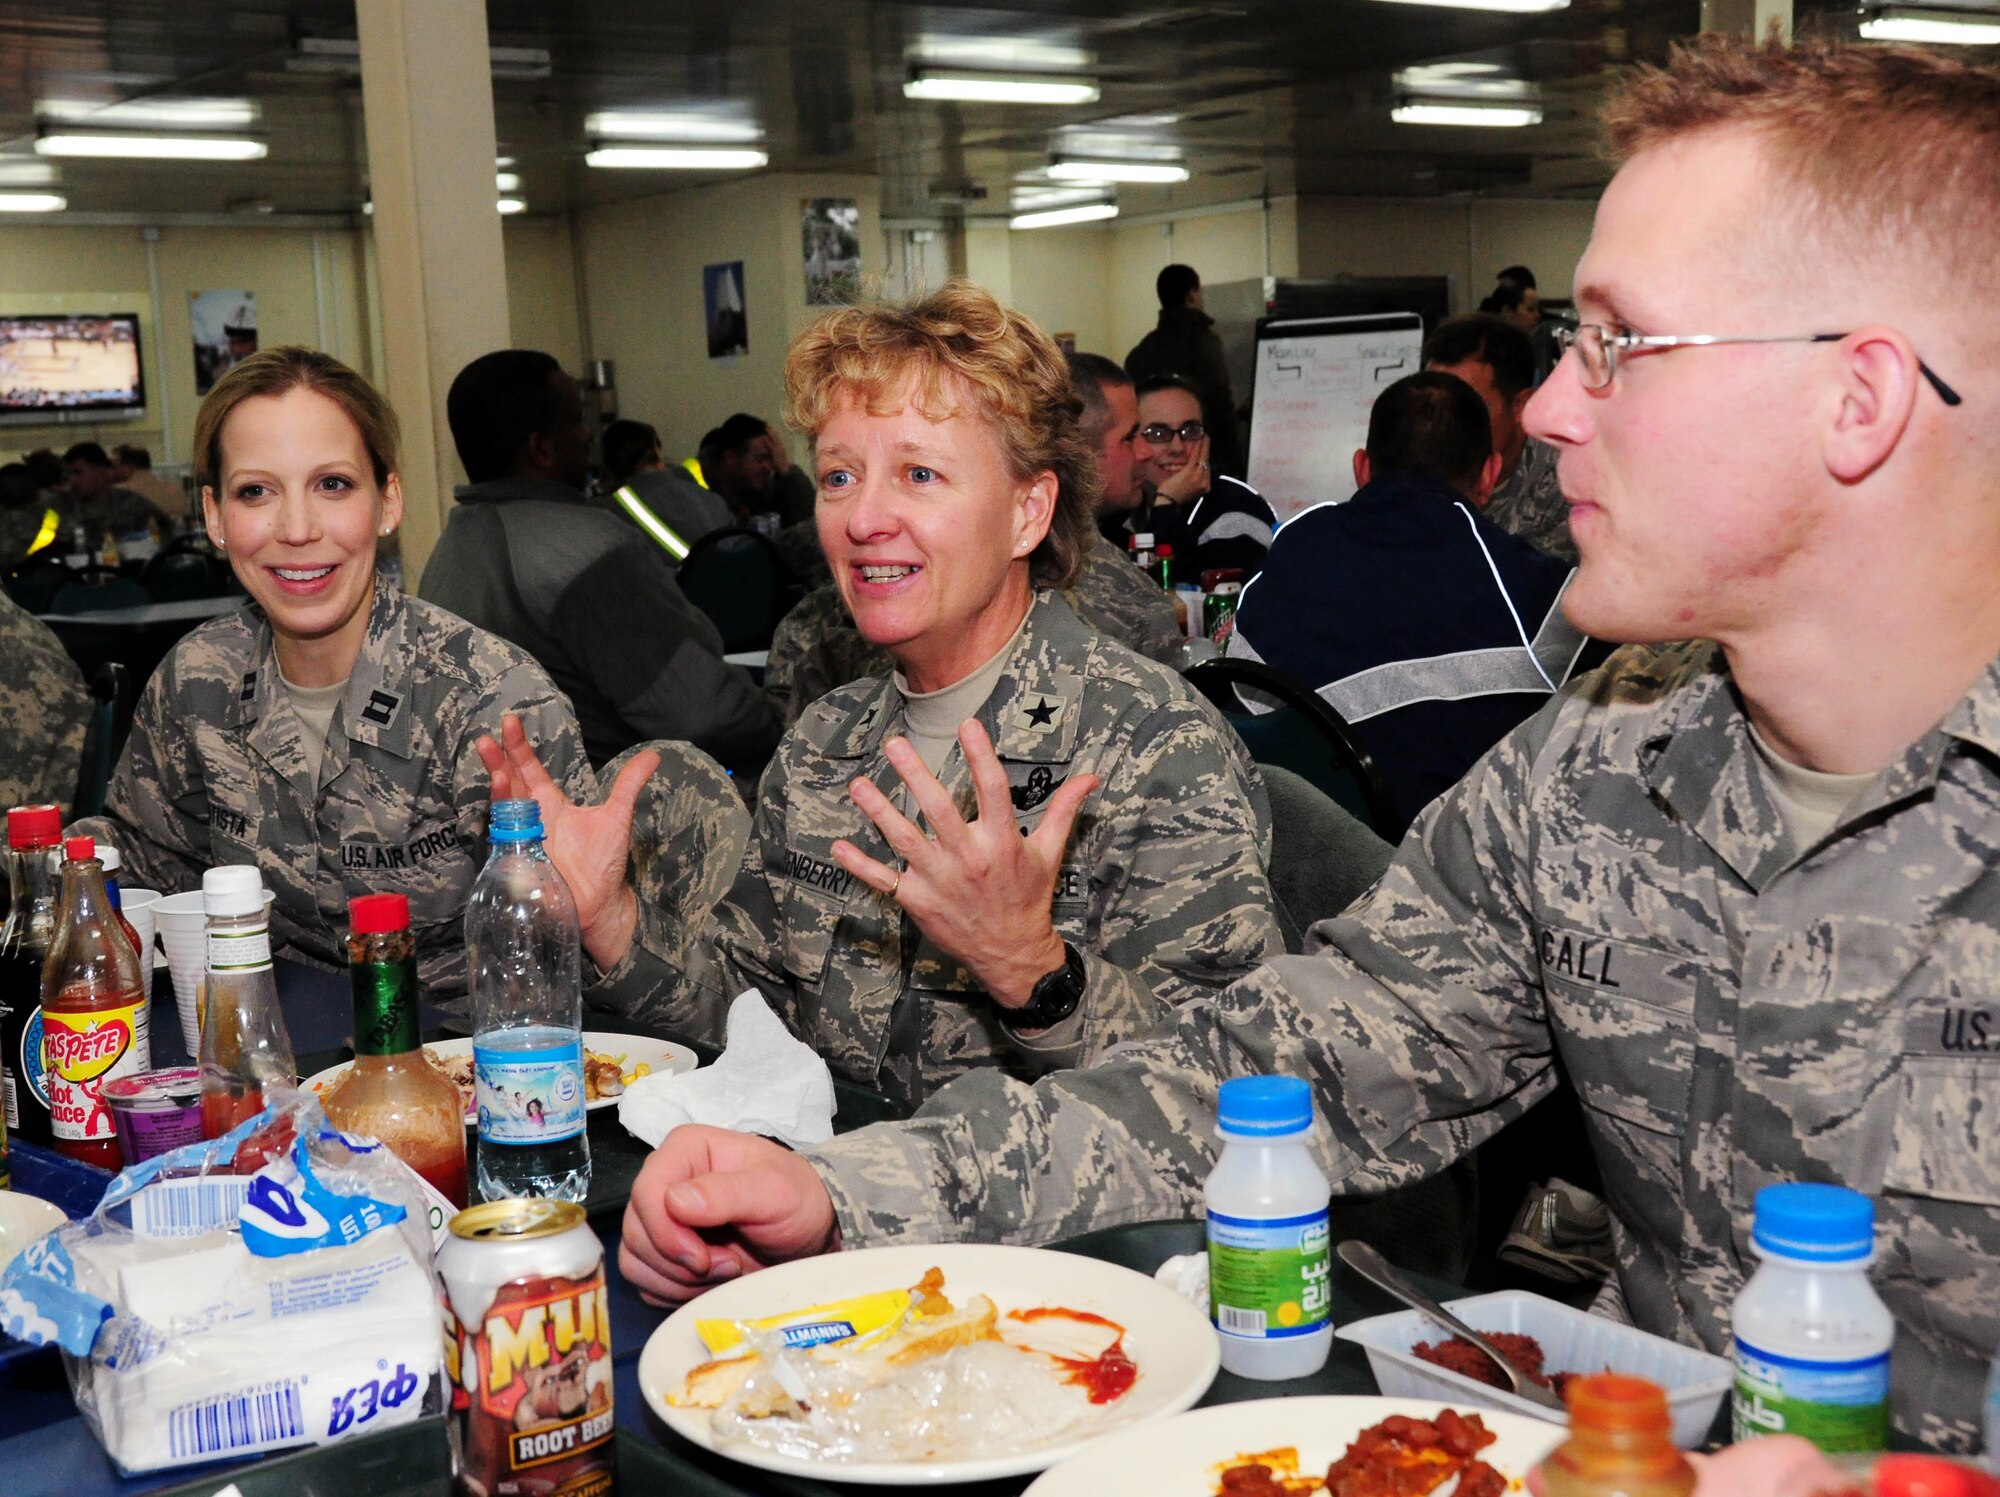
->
xmin=71 ymin=346 xmax=595 ymax=1008
xmin=486 ymin=281 xmax=1281 ymax=1106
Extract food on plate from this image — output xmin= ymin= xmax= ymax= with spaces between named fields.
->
xmin=669 ymin=1266 xmax=1140 ymax=1464
xmin=1215 ymin=1409 xmax=1504 ymax=1497
xmin=311 ymin=1044 xmax=647 ymax=1118
xmin=1412 ymin=1330 xmax=1577 ymax=1396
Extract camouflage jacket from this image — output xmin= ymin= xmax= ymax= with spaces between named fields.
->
xmin=72 ymin=585 xmax=594 ymax=1008
xmin=764 ymin=531 xmax=1185 ymax=728
xmin=0 ymin=591 xmax=89 ymax=812
xmin=591 ymin=591 xmax=1280 ymax=1107
xmin=1483 ymin=440 xmax=1575 ymax=564
xmin=804 ymin=639 xmax=2000 ymax=1449
xmin=55 ymin=486 xmax=168 ymax=550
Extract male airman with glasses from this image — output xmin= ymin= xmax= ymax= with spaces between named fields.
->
xmin=618 ymin=36 xmax=2000 ymax=1464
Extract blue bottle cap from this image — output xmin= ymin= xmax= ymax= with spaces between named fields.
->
xmin=487 ymin=799 xmax=544 ymax=843
xmin=1217 ymin=1076 xmax=1313 ymax=1137
xmin=1752 ymin=1182 xmax=1875 ymax=1263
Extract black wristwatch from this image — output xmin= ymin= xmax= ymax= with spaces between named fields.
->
xmin=1002 ymin=941 xmax=1087 ymax=1032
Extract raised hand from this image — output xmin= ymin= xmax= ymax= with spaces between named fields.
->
xmin=475 ymin=712 xmax=657 ymax=969
xmin=621 ymin=1125 xmax=841 ymax=1305
xmin=830 ymin=719 xmax=1099 ymax=1012
xmin=1154 ymin=433 xmax=1212 ymax=507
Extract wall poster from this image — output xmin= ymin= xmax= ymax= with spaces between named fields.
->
xmin=190 ymin=290 xmax=257 ymax=394
xmin=704 ymin=262 xmax=748 ymax=360
xmin=801 ymin=198 xmax=861 ymax=306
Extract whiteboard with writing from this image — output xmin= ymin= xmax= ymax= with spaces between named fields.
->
xmin=1246 ymin=312 xmax=1425 ymax=523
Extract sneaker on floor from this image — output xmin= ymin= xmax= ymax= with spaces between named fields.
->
xmin=1498 ymin=1177 xmax=1615 ymax=1284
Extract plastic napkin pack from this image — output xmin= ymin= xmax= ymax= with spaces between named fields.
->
xmin=0 ymin=1088 xmax=445 ymax=1475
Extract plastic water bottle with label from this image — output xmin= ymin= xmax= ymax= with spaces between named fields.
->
xmin=469 ymin=799 xmax=590 ymax=1203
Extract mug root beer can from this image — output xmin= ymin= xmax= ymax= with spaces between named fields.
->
xmin=439 ymin=1199 xmax=614 ymax=1497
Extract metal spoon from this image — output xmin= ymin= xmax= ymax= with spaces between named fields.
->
xmin=1337 ymin=1239 xmax=1569 ymax=1414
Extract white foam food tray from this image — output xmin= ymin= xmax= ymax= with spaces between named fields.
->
xmin=1335 ymin=1287 xmax=1733 ymax=1448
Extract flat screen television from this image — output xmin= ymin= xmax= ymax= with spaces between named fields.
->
xmin=0 ymin=312 xmax=145 ymax=421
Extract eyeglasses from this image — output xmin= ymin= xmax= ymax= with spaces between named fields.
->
xmin=1556 ymin=324 xmax=1962 ymax=407
xmin=1139 ymin=419 xmax=1206 ymax=444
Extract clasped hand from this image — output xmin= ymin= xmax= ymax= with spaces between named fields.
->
xmin=830 ymin=720 xmax=1099 ymax=1012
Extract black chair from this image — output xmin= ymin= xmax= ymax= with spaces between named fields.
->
xmin=72 ymin=661 xmax=130 ymax=819
xmin=5 ymin=553 xmax=70 ymax=613
xmin=1257 ymin=764 xmax=1393 ymax=955
xmin=49 ymin=565 xmax=151 ymax=615
xmin=142 ymin=544 xmax=227 ymax=602
xmin=675 ymin=526 xmax=790 ymax=653
xmin=1184 ymin=656 xmax=1401 ymax=841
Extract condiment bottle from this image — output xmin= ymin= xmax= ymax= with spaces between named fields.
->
xmin=1535 ymin=1374 xmax=1697 ymax=1497
xmin=1205 ymin=1074 xmax=1333 ymax=1379
xmin=1731 ymin=1182 xmax=1893 ymax=1453
xmin=42 ymin=837 xmax=151 ymax=1169
xmin=66 ymin=838 xmax=142 ymax=969
xmin=197 ymin=865 xmax=295 ymax=1141
xmin=1 ymin=804 xmax=62 ymax=1146
xmin=321 ymin=893 xmax=467 ymax=1207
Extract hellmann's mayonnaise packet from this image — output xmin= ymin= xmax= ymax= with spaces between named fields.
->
xmin=697 ymin=1287 xmax=917 ymax=1357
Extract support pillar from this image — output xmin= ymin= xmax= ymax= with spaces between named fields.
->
xmin=356 ymin=0 xmax=510 ymax=582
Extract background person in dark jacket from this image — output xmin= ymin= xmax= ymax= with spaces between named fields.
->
xmin=419 ymin=350 xmax=780 ymax=776
xmin=1227 ymin=370 xmax=1605 ymax=838
xmin=1123 ymin=263 xmax=1243 ymax=480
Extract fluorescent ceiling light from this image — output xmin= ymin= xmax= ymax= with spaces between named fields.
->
xmin=497 ymin=198 xmax=526 ymax=215
xmin=496 ymin=172 xmax=522 ymax=191
xmin=1010 ymin=202 xmax=1118 ymax=229
xmin=1859 ymin=5 xmax=2000 ymax=40
xmin=37 ymin=131 xmax=268 ymax=160
xmin=905 ymin=71 xmax=1100 ymax=105
xmin=288 ymin=37 xmax=550 ymax=78
xmin=1049 ymin=157 xmax=1189 ymax=184
xmin=586 ymin=112 xmax=763 ymax=143
xmin=0 ymin=192 xmax=65 ymax=213
xmin=1392 ymin=100 xmax=1542 ymax=127
xmin=497 ymin=155 xmax=516 ymax=168
xmin=911 ymin=36 xmax=1092 ymax=71
xmin=0 ymin=157 xmax=57 ymax=186
xmin=1375 ymin=0 xmax=1569 ymax=10
xmin=585 ymin=145 xmax=769 ymax=170
xmin=39 ymin=96 xmax=257 ymax=129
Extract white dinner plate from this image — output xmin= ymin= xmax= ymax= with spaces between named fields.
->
xmin=303 ymin=1031 xmax=697 ymax=1121
xmin=1022 ymin=1395 xmax=1568 ymax=1496
xmin=638 ymin=1242 xmax=1222 ymax=1486
xmin=0 ymin=1191 xmax=68 ymax=1279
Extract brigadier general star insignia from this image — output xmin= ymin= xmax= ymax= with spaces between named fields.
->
xmin=1014 ymin=695 xmax=1063 ymax=734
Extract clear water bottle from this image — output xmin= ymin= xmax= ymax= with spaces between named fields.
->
xmin=469 ymin=799 xmax=590 ymax=1203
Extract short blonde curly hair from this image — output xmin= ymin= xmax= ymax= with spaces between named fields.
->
xmin=782 ymin=279 xmax=1098 ymax=590
xmin=1603 ymin=36 xmax=2000 ymax=306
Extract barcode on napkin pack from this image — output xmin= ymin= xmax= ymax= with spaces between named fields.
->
xmin=168 ymin=1379 xmax=306 ymax=1460
xmin=133 ymin=1177 xmax=253 ymax=1240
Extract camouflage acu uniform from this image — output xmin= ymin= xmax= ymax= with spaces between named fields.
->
xmin=803 ymin=639 xmax=2000 ymax=1450
xmin=55 ymin=486 xmax=168 ymax=550
xmin=1483 ymin=439 xmax=1575 ymax=564
xmin=70 ymin=586 xmax=594 ymax=1009
xmin=592 ymin=590 xmax=1280 ymax=1107
xmin=764 ymin=532 xmax=1185 ymax=728
xmin=0 ymin=591 xmax=89 ymax=811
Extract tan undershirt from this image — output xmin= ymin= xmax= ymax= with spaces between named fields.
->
xmin=280 ymin=671 xmax=348 ymax=787
xmin=893 ymin=611 xmax=1032 ymax=779
xmin=1747 ymin=722 xmax=1875 ymax=856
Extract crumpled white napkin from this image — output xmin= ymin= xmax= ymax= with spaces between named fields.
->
xmin=1155 ymin=1252 xmax=1210 ymax=1310
xmin=617 ymin=990 xmax=836 ymax=1149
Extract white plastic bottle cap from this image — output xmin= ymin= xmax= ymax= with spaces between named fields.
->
xmin=202 ymin=864 xmax=267 ymax=917
xmin=99 ymin=846 xmax=122 ymax=874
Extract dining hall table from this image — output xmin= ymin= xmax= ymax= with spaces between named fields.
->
xmin=0 ymin=955 xmax=1747 ymax=1497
